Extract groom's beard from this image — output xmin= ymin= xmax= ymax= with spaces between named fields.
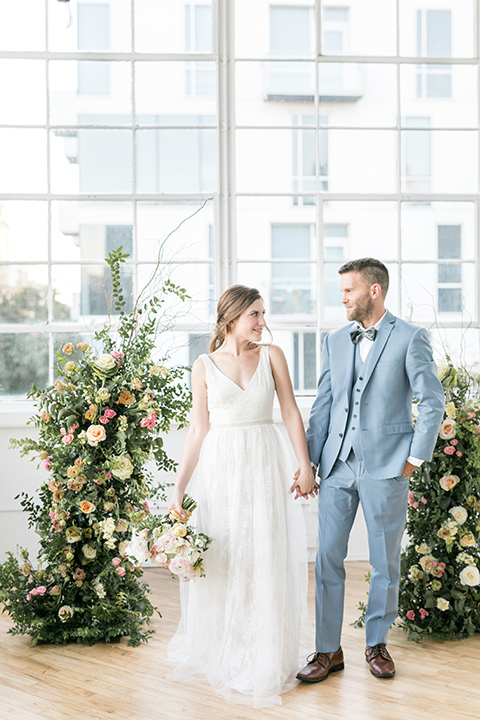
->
xmin=347 ymin=296 xmax=375 ymax=326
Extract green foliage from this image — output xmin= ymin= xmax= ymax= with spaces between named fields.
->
xmin=398 ymin=362 xmax=480 ymax=641
xmin=0 ymin=248 xmax=192 ymax=646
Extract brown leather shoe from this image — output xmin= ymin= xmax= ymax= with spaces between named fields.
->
xmin=365 ymin=644 xmax=395 ymax=678
xmin=296 ymin=648 xmax=344 ymax=683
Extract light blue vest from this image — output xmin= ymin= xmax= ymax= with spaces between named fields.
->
xmin=338 ymin=344 xmax=366 ymax=462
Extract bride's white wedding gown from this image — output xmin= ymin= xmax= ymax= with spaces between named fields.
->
xmin=168 ymin=345 xmax=312 ymax=707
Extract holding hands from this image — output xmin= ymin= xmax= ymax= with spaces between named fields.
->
xmin=291 ymin=466 xmax=319 ymax=500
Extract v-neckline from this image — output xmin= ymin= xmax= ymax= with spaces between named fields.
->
xmin=207 ymin=347 xmax=263 ymax=392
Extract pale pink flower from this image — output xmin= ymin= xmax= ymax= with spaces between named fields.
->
xmin=111 ymin=350 xmax=124 ymax=360
xmin=60 ymin=428 xmax=66 ymax=435
xmin=62 ymin=434 xmax=74 ymax=444
xmin=444 ymin=446 xmax=455 ymax=455
xmin=69 ymin=423 xmax=79 ymax=433
xmin=116 ymin=566 xmax=126 ymax=577
xmin=456 ymin=451 xmax=462 ymax=457
xmin=421 ymin=497 xmax=428 ymax=504
xmin=450 ymin=439 xmax=458 ymax=446
xmin=413 ymin=502 xmax=419 ymax=509
xmin=468 ymin=412 xmax=476 ymax=419
xmin=169 ymin=557 xmax=191 ymax=577
xmin=419 ymin=608 xmax=429 ymax=619
xmin=104 ymin=407 xmax=117 ymax=419
xmin=112 ymin=557 xmax=122 ymax=566
xmin=99 ymin=416 xmax=109 ymax=424
xmin=406 ymin=610 xmax=415 ymax=620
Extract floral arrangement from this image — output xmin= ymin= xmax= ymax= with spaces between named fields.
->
xmin=0 ymin=248 xmax=192 ymax=646
xmin=398 ymin=363 xmax=480 ymax=641
xmin=127 ymin=495 xmax=212 ymax=582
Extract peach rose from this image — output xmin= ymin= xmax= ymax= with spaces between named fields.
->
xmin=86 ymin=424 xmax=106 ymax=446
xmin=117 ymin=389 xmax=136 ymax=406
xmin=439 ymin=474 xmax=460 ymax=491
xmin=79 ymin=500 xmax=95 ymax=514
xmin=439 ymin=419 xmax=456 ymax=440
xmin=62 ymin=343 xmax=74 ymax=355
xmin=77 ymin=342 xmax=89 ymax=352
xmin=460 ymin=531 xmax=476 ymax=547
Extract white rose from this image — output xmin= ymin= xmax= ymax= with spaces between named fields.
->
xmin=445 ymin=402 xmax=457 ymax=419
xmin=449 ymin=506 xmax=468 ymax=525
xmin=436 ymin=598 xmax=450 ymax=611
xmin=439 ymin=475 xmax=460 ymax=492
xmin=58 ymin=605 xmax=74 ymax=622
xmin=459 ymin=566 xmax=480 ymax=587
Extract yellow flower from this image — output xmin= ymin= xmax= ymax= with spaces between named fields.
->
xmin=460 ymin=531 xmax=476 ymax=547
xmin=77 ymin=342 xmax=89 ymax=352
xmin=445 ymin=401 xmax=457 ymax=419
xmin=171 ymin=523 xmax=187 ymax=538
xmin=79 ymin=500 xmax=95 ymax=514
xmin=66 ymin=465 xmax=79 ymax=478
xmin=64 ymin=361 xmax=76 ymax=373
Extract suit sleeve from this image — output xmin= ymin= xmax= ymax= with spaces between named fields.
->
xmin=405 ymin=327 xmax=445 ymax=461
xmin=306 ymin=333 xmax=333 ymax=467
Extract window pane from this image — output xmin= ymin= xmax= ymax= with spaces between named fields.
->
xmin=401 ymin=130 xmax=478 ymax=193
xmin=50 ymin=61 xmax=132 ymax=126
xmin=401 ymin=203 xmax=475 ymax=261
xmin=137 ymin=129 xmax=217 ymax=193
xmin=0 ymin=60 xmax=46 ymax=124
xmin=137 ymin=263 xmax=214 ymax=323
xmin=322 ymin=0 xmax=396 ymax=57
xmin=237 ymin=262 xmax=316 ymax=318
xmin=52 ymin=264 xmax=133 ymax=321
xmin=0 ymin=0 xmax=45 ymax=51
xmin=318 ymin=64 xmax=397 ymax=126
xmin=428 ymin=327 xmax=479 ymax=371
xmin=0 ymin=334 xmax=49 ymax=396
xmin=0 ymin=130 xmax=47 ymax=193
xmin=135 ymin=0 xmax=212 ymax=54
xmin=236 ymin=0 xmax=314 ymax=59
xmin=327 ymin=130 xmax=397 ymax=193
xmin=0 ymin=267 xmax=48 ymax=324
xmin=400 ymin=1 xmax=474 ymax=58
xmin=52 ymin=201 xmax=133 ymax=261
xmin=48 ymin=0 xmax=131 ymax=52
xmin=401 ymin=65 xmax=477 ymax=127
xmin=400 ymin=264 xmax=475 ymax=323
xmin=137 ymin=200 xmax=214 ymax=262
xmin=236 ymin=198 xmax=316 ymax=260
xmin=438 ymin=264 xmax=461 ymax=283
xmin=136 ymin=62 xmax=217 ymax=121
xmin=323 ymin=202 xmax=398 ymax=259
xmin=438 ymin=225 xmax=461 ymax=258
xmin=0 ymin=203 xmax=48 ymax=262
xmin=50 ymin=129 xmax=133 ymax=194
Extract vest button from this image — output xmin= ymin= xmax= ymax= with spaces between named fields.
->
xmin=356 ymin=388 xmax=360 ymax=392
xmin=359 ymin=376 xmax=364 ymax=381
xmin=353 ymin=414 xmax=357 ymax=418
xmin=339 ymin=433 xmax=343 ymax=438
xmin=352 ymin=427 xmax=356 ymax=430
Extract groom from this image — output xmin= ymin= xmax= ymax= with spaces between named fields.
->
xmin=296 ymin=258 xmax=444 ymax=681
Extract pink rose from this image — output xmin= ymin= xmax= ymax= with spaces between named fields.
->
xmin=62 ymin=434 xmax=74 ymax=445
xmin=111 ymin=351 xmax=124 ymax=360
xmin=456 ymin=451 xmax=462 ymax=457
xmin=444 ymin=446 xmax=455 ymax=455
xmin=104 ymin=407 xmax=117 ymax=419
xmin=419 ymin=608 xmax=429 ymax=619
xmin=450 ymin=439 xmax=458 ymax=446
xmin=112 ymin=557 xmax=121 ymax=566
xmin=116 ymin=566 xmax=126 ymax=577
xmin=406 ymin=610 xmax=415 ymax=620
xmin=99 ymin=416 xmax=109 ymax=424
xmin=421 ymin=497 xmax=427 ymax=504
xmin=413 ymin=502 xmax=419 ymax=509
xmin=468 ymin=412 xmax=476 ymax=419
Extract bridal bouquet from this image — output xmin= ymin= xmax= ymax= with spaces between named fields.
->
xmin=127 ymin=495 xmax=213 ymax=582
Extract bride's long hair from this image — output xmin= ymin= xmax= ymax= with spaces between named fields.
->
xmin=209 ymin=285 xmax=272 ymax=352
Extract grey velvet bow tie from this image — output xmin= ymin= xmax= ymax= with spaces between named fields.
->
xmin=350 ymin=326 xmax=378 ymax=344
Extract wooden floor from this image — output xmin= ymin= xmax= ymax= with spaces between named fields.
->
xmin=1 ymin=562 xmax=479 ymax=720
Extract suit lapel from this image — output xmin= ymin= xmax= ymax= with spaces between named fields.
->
xmin=361 ymin=310 xmax=396 ymax=388
xmin=342 ymin=325 xmax=356 ymax=397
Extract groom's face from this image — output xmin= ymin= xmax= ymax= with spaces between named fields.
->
xmin=340 ymin=271 xmax=374 ymax=325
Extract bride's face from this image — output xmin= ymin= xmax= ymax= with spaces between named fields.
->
xmin=231 ymin=298 xmax=266 ymax=342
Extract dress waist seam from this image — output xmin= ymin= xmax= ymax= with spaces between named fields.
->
xmin=209 ymin=419 xmax=274 ymax=429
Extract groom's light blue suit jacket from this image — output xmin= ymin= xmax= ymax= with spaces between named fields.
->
xmin=306 ymin=310 xmax=445 ymax=480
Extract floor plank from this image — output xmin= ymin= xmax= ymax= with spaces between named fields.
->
xmin=1 ymin=562 xmax=479 ymax=720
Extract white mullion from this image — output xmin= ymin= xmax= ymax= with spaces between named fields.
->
xmin=131 ymin=0 xmax=138 ymax=305
xmin=396 ymin=0 xmax=402 ymax=320
xmin=476 ymin=0 xmax=480 ymax=364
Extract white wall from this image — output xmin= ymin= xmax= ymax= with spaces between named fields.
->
xmin=0 ymin=402 xmax=369 ymax=565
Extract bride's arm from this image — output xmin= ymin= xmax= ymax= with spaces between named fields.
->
xmin=269 ymin=345 xmax=318 ymax=500
xmin=168 ymin=358 xmax=210 ymax=516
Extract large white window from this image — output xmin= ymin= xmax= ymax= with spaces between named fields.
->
xmin=1 ymin=0 xmax=479 ymax=400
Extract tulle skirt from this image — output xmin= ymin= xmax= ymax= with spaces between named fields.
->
xmin=167 ymin=424 xmax=312 ymax=707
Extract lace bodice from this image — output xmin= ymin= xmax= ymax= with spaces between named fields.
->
xmin=201 ymin=345 xmax=274 ymax=427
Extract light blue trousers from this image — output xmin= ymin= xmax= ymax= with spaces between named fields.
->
xmin=315 ymin=450 xmax=409 ymax=652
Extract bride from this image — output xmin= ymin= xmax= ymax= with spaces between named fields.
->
xmin=167 ymin=285 xmax=317 ymax=707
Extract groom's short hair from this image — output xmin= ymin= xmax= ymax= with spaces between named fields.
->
xmin=338 ymin=258 xmax=389 ymax=297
